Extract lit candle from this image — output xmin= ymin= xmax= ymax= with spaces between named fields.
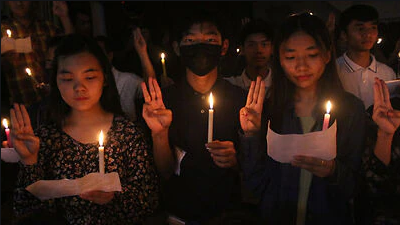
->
xmin=26 ymin=67 xmax=39 ymax=86
xmin=322 ymin=101 xmax=332 ymax=130
xmin=208 ymin=92 xmax=214 ymax=143
xmin=377 ymin=38 xmax=383 ymax=44
xmin=2 ymin=118 xmax=12 ymax=148
xmin=6 ymin=29 xmax=11 ymax=38
xmin=160 ymin=52 xmax=167 ymax=77
xmin=98 ymin=130 xmax=105 ymax=174
xmin=236 ymin=48 xmax=240 ymax=53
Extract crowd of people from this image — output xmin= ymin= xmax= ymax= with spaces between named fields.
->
xmin=1 ymin=1 xmax=399 ymax=225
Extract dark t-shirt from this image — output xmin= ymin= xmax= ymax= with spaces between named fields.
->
xmin=161 ymin=77 xmax=247 ymax=222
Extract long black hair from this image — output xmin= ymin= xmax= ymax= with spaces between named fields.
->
xmin=268 ymin=13 xmax=343 ymax=121
xmin=48 ymin=34 xmax=123 ymax=128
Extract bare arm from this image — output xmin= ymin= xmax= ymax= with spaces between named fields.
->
xmin=372 ymin=78 xmax=400 ymax=165
xmin=141 ymin=77 xmax=175 ymax=178
xmin=52 ymin=1 xmax=74 ymax=34
xmin=133 ymin=28 xmax=156 ymax=80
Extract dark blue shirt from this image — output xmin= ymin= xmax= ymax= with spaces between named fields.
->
xmin=240 ymin=91 xmax=366 ymax=225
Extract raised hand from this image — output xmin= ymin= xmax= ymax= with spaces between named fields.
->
xmin=80 ymin=191 xmax=114 ymax=205
xmin=141 ymin=77 xmax=172 ymax=134
xmin=240 ymin=76 xmax=266 ymax=137
xmin=10 ymin=103 xmax=40 ymax=165
xmin=133 ymin=27 xmax=147 ymax=57
xmin=206 ymin=140 xmax=237 ymax=168
xmin=52 ymin=1 xmax=69 ymax=18
xmin=373 ymin=77 xmax=400 ymax=135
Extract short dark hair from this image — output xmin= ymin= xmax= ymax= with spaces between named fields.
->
xmin=171 ymin=8 xmax=226 ymax=43
xmin=338 ymin=4 xmax=379 ymax=32
xmin=94 ymin=35 xmax=113 ymax=54
xmin=49 ymin=34 xmax=123 ymax=127
xmin=238 ymin=19 xmax=274 ymax=45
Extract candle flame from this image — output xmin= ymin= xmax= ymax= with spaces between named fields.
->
xmin=209 ymin=92 xmax=214 ymax=109
xmin=309 ymin=12 xmax=313 ymax=15
xmin=6 ymin=29 xmax=11 ymax=38
xmin=377 ymin=38 xmax=382 ymax=44
xmin=99 ymin=130 xmax=104 ymax=147
xmin=161 ymin=52 xmax=165 ymax=60
xmin=398 ymin=51 xmax=400 ymax=58
xmin=25 ymin=68 xmax=32 ymax=76
xmin=236 ymin=48 xmax=240 ymax=53
xmin=326 ymin=101 xmax=332 ymax=114
xmin=2 ymin=119 xmax=8 ymax=129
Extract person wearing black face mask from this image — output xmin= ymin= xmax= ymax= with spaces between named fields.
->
xmin=139 ymin=9 xmax=253 ymax=225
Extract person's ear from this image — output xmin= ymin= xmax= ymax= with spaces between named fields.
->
xmin=324 ymin=50 xmax=331 ymax=64
xmin=221 ymin=39 xmax=229 ymax=56
xmin=173 ymin=41 xmax=180 ymax=56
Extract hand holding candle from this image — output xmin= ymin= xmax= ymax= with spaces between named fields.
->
xmin=208 ymin=93 xmax=214 ymax=143
xmin=98 ymin=130 xmax=105 ymax=174
xmin=322 ymin=101 xmax=332 ymax=130
xmin=2 ymin=118 xmax=12 ymax=148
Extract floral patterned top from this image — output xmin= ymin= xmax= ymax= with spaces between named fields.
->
xmin=361 ymin=120 xmax=400 ymax=223
xmin=14 ymin=115 xmax=160 ymax=225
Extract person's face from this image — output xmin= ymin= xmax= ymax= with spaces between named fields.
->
xmin=279 ymin=31 xmax=330 ymax=91
xmin=243 ymin=33 xmax=272 ymax=69
xmin=56 ymin=52 xmax=105 ymax=113
xmin=181 ymin=22 xmax=222 ymax=45
xmin=8 ymin=1 xmax=31 ymax=18
xmin=342 ymin=20 xmax=378 ymax=52
xmin=75 ymin=13 xmax=92 ymax=37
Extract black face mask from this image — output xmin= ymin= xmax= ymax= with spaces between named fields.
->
xmin=179 ymin=43 xmax=222 ymax=76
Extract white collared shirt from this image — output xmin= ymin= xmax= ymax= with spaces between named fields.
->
xmin=336 ymin=53 xmax=395 ymax=109
xmin=224 ymin=69 xmax=272 ymax=91
xmin=112 ymin=67 xmax=143 ymax=121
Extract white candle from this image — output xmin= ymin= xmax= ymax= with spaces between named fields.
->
xmin=2 ymin=118 xmax=12 ymax=148
xmin=25 ymin=67 xmax=39 ymax=86
xmin=6 ymin=29 xmax=11 ymax=38
xmin=161 ymin=52 xmax=167 ymax=77
xmin=98 ymin=130 xmax=105 ymax=174
xmin=322 ymin=101 xmax=331 ymax=130
xmin=208 ymin=92 xmax=214 ymax=143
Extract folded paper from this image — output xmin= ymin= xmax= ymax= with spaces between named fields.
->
xmin=1 ymin=148 xmax=20 ymax=163
xmin=26 ymin=172 xmax=122 ymax=200
xmin=385 ymin=79 xmax=400 ymax=97
xmin=267 ymin=120 xmax=337 ymax=163
xmin=1 ymin=36 xmax=33 ymax=54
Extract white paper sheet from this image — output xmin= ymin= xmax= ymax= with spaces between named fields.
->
xmin=174 ymin=146 xmax=186 ymax=176
xmin=385 ymin=79 xmax=400 ymax=97
xmin=266 ymin=120 xmax=337 ymax=163
xmin=15 ymin=37 xmax=33 ymax=53
xmin=1 ymin=148 xmax=20 ymax=163
xmin=26 ymin=172 xmax=122 ymax=200
xmin=1 ymin=37 xmax=16 ymax=54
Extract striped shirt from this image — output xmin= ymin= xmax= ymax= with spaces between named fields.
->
xmin=336 ymin=53 xmax=396 ymax=109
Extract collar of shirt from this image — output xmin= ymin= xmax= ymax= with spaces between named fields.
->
xmin=343 ymin=52 xmax=378 ymax=73
xmin=241 ymin=68 xmax=272 ymax=88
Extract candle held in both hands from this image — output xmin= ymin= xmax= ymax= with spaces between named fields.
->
xmin=2 ymin=119 xmax=12 ymax=148
xmin=322 ymin=101 xmax=331 ymax=130
xmin=208 ymin=93 xmax=214 ymax=143
xmin=98 ymin=130 xmax=105 ymax=174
